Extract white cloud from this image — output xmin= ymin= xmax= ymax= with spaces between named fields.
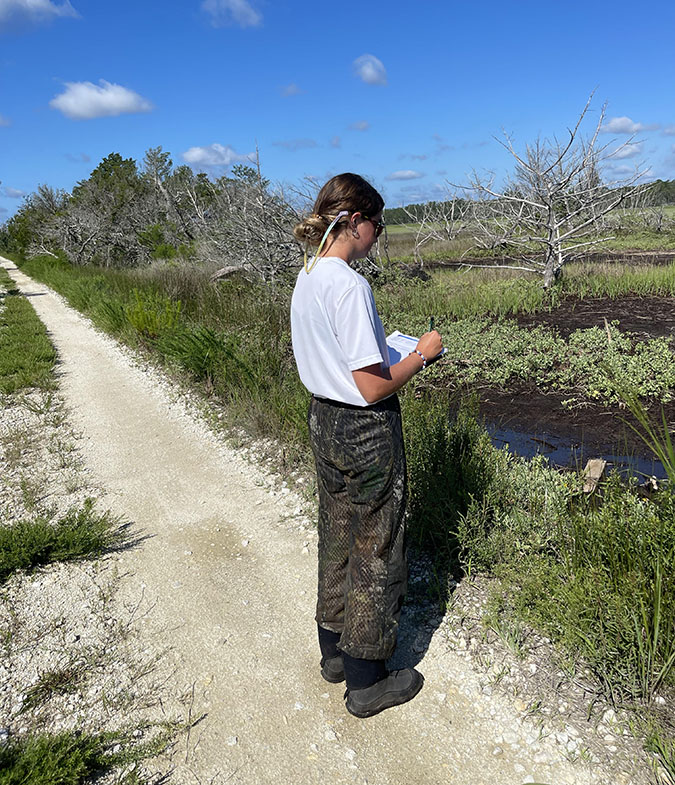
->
xmin=330 ymin=136 xmax=341 ymax=149
xmin=0 ymin=0 xmax=78 ymax=27
xmin=352 ymin=54 xmax=387 ymax=86
xmin=349 ymin=121 xmax=370 ymax=132
xmin=392 ymin=182 xmax=448 ymax=205
xmin=3 ymin=186 xmax=25 ymax=197
xmin=272 ymin=138 xmax=317 ymax=152
xmin=399 ymin=153 xmax=427 ymax=161
xmin=0 ymin=206 xmax=8 ymax=215
xmin=608 ymin=142 xmax=643 ymax=160
xmin=280 ymin=83 xmax=301 ymax=97
xmin=182 ymin=143 xmax=254 ymax=168
xmin=65 ymin=151 xmax=90 ymax=163
xmin=0 ymin=114 xmax=10 ymax=126
xmin=386 ymin=170 xmax=424 ymax=181
xmin=664 ymin=126 xmax=675 ymax=136
xmin=50 ymin=80 xmax=153 ymax=120
xmin=600 ymin=116 xmax=658 ymax=134
xmin=604 ymin=163 xmax=652 ymax=180
xmin=202 ymin=0 xmax=261 ymax=28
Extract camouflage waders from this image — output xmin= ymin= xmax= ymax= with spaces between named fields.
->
xmin=308 ymin=394 xmax=407 ymax=661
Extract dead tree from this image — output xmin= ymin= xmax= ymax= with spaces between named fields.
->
xmin=195 ymin=158 xmax=302 ymax=283
xmin=462 ymin=97 xmax=652 ymax=287
xmin=404 ymin=194 xmax=469 ymax=266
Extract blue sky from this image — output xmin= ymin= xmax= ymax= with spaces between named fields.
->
xmin=1 ymin=0 xmax=674 ymax=219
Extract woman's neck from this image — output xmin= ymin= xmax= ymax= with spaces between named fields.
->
xmin=318 ymin=237 xmax=358 ymax=264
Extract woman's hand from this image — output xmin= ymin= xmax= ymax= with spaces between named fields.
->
xmin=416 ymin=330 xmax=443 ymax=361
xmin=352 ymin=329 xmax=444 ymax=403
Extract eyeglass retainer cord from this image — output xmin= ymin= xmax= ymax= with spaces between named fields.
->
xmin=304 ymin=210 xmax=349 ymax=274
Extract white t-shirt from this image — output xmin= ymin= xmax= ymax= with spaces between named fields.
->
xmin=291 ymin=256 xmax=390 ymax=407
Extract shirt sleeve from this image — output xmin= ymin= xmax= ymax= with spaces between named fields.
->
xmin=334 ymin=283 xmax=385 ymax=371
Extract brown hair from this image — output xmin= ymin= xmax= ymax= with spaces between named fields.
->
xmin=293 ymin=173 xmax=384 ymax=247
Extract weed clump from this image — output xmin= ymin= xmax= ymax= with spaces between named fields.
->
xmin=0 ymin=500 xmax=123 ymax=584
xmin=0 ymin=725 xmax=174 ymax=785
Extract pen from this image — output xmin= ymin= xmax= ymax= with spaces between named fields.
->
xmin=429 ymin=316 xmax=435 ymax=332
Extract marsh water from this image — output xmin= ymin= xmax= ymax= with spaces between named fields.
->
xmin=486 ymin=418 xmax=668 ymax=480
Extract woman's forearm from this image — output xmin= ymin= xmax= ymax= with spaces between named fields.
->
xmin=351 ymin=352 xmax=424 ymax=404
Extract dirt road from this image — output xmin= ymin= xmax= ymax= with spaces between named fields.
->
xmin=2 ymin=257 xmax=619 ymax=785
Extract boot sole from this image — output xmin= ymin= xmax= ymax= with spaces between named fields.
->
xmin=345 ymin=671 xmax=424 ymax=718
xmin=321 ymin=656 xmax=345 ymax=683
xmin=321 ymin=667 xmax=346 ymax=683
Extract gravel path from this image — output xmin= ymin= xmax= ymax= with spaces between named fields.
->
xmin=1 ymin=256 xmax=641 ymax=785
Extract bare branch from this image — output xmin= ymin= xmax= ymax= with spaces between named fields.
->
xmin=461 ymin=97 xmax=655 ymax=287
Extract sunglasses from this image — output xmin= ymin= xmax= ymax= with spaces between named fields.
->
xmin=361 ymin=214 xmax=385 ymax=238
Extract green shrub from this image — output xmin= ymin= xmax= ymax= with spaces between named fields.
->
xmin=0 ymin=725 xmax=174 ymax=785
xmin=0 ymin=500 xmax=123 ymax=584
xmin=0 ymin=732 xmax=108 ymax=785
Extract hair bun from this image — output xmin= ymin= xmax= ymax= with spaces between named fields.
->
xmin=293 ymin=213 xmax=330 ymax=245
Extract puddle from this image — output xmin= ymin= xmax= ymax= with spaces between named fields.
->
xmin=466 ymin=383 xmax=673 ymax=482
xmin=487 ymin=422 xmax=668 ymax=480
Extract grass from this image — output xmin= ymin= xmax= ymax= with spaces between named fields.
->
xmin=0 ymin=267 xmax=56 ymax=393
xmin=20 ymin=666 xmax=82 ymax=712
xmin=375 ymin=258 xmax=675 ymax=329
xmin=380 ymin=210 xmax=675 ymax=263
xmin=647 ymin=732 xmax=675 ymax=785
xmin=615 ymin=386 xmax=675 ymax=483
xmin=0 ymin=500 xmax=124 ymax=584
xmin=14 ymin=255 xmax=310 ymax=463
xmin=560 ymin=259 xmax=675 ymax=299
xmin=0 ymin=726 xmax=175 ymax=785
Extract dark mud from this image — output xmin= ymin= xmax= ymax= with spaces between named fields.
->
xmin=512 ymin=293 xmax=675 ymax=340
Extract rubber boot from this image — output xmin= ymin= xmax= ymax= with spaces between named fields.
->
xmin=318 ymin=625 xmax=345 ymax=683
xmin=343 ymin=653 xmax=423 ymax=718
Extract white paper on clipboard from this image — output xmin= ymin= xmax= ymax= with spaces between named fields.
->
xmin=386 ymin=330 xmax=446 ymax=365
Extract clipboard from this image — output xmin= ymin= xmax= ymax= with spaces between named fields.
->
xmin=386 ymin=330 xmax=446 ymax=366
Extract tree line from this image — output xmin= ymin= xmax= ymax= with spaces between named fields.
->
xmin=386 ymin=180 xmax=675 ymax=226
xmin=0 ymin=148 xmax=302 ymax=282
xmin=2 ymin=99 xmax=673 ymax=289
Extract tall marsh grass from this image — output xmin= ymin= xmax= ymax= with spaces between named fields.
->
xmin=17 ymin=255 xmax=310 ymax=455
xmin=562 ymin=259 xmax=675 ymax=299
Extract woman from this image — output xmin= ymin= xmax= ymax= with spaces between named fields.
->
xmin=291 ymin=173 xmax=443 ymax=718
